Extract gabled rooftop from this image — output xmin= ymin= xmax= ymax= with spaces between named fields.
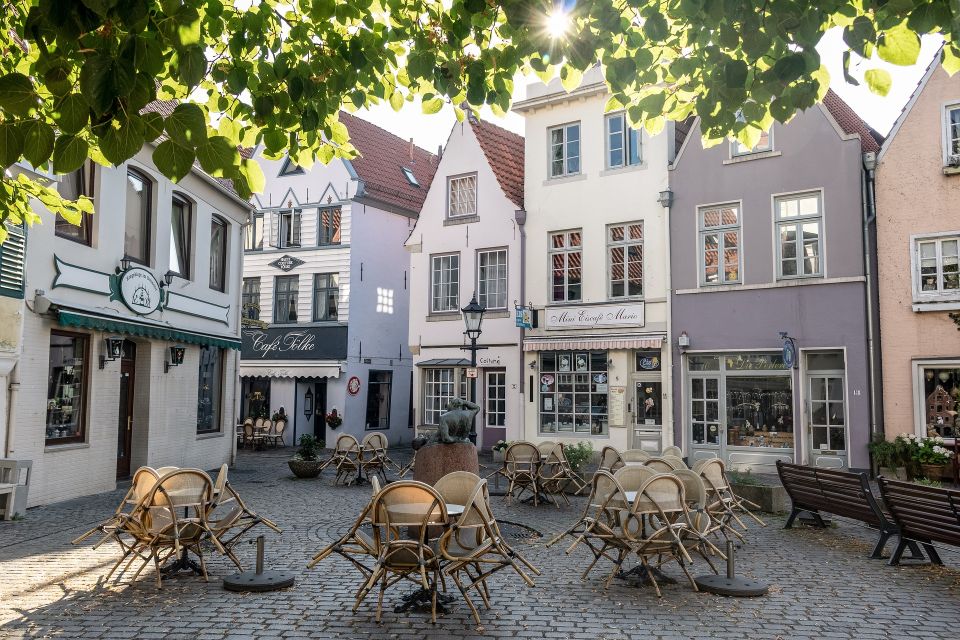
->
xmin=470 ymin=117 xmax=525 ymax=209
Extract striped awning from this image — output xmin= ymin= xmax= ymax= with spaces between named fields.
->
xmin=239 ymin=363 xmax=341 ymax=379
xmin=57 ymin=309 xmax=241 ymax=350
xmin=523 ymin=334 xmax=664 ymax=352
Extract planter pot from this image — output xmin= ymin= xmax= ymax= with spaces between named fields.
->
xmin=492 ymin=450 xmax=505 ymax=463
xmin=920 ymin=463 xmax=947 ymax=480
xmin=728 ymin=482 xmax=789 ymax=514
xmin=563 ymin=471 xmax=587 ymax=495
xmin=288 ymin=459 xmax=323 ymax=478
xmin=878 ymin=466 xmax=908 ymax=481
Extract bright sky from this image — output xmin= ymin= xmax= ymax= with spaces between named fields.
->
xmin=354 ymin=28 xmax=944 ymax=152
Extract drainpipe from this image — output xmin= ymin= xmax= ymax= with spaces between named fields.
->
xmin=861 ymin=152 xmax=880 ymax=443
xmin=658 ymin=187 xmax=675 ymax=449
xmin=515 ymin=209 xmax=527 ymax=443
xmin=3 ymin=363 xmax=19 ymax=457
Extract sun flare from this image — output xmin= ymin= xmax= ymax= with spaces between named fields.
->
xmin=546 ymin=9 xmax=570 ymax=39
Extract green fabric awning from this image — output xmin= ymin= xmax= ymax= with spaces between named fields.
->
xmin=57 ymin=310 xmax=241 ymax=350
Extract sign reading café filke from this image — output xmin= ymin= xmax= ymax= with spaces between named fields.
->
xmin=545 ymin=302 xmax=645 ymax=330
xmin=241 ymin=325 xmax=348 ymax=361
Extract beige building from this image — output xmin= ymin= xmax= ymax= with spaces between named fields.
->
xmin=876 ymin=58 xmax=960 ymax=441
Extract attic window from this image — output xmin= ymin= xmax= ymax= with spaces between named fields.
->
xmin=279 ymin=157 xmax=304 ymax=176
xmin=402 ymin=167 xmax=420 ymax=187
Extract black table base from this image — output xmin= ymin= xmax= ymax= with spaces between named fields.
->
xmin=616 ymin=563 xmax=677 ymax=586
xmin=394 ymin=587 xmax=456 ymax=615
xmin=160 ymin=549 xmax=203 ymax=577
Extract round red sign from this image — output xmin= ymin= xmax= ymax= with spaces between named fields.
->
xmin=347 ymin=376 xmax=361 ymax=396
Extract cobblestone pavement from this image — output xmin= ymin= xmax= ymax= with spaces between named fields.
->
xmin=1 ymin=449 xmax=959 ymax=639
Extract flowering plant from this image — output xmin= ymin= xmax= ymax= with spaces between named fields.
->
xmin=492 ymin=440 xmax=510 ymax=452
xmin=899 ymin=433 xmax=954 ymax=465
xmin=325 ymin=410 xmax=343 ymax=429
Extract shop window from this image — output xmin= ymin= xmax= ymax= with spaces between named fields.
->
xmin=423 ymin=368 xmax=455 ymax=425
xmin=170 ymin=194 xmax=192 ymax=278
xmin=549 ymin=230 xmax=582 ymax=303
xmin=914 ymin=235 xmax=960 ymax=300
xmin=486 ymin=371 xmax=506 ymax=427
xmin=548 ymin=122 xmax=581 ymax=178
xmin=431 ymin=253 xmax=460 ymax=313
xmin=365 ymin=370 xmax=392 ymax=430
xmin=775 ymin=192 xmax=822 ymax=279
xmin=477 ymin=249 xmax=507 ymax=310
xmin=45 ymin=331 xmax=89 ymax=444
xmin=538 ymin=350 xmax=608 ymax=435
xmin=448 ymin=174 xmax=477 ymax=218
xmin=725 ymin=376 xmax=794 ymax=449
xmin=318 ymin=207 xmax=342 ymax=245
xmin=312 ymin=273 xmax=339 ymax=321
xmin=55 ymin=161 xmax=93 ymax=245
xmin=921 ymin=366 xmax=960 ymax=438
xmin=605 ymin=112 xmax=642 ymax=169
xmin=242 ymin=377 xmax=270 ymax=419
xmin=242 ymin=277 xmax=261 ymax=320
xmin=273 ymin=275 xmax=299 ymax=323
xmin=608 ymin=223 xmax=643 ymax=298
xmin=245 ymin=212 xmax=263 ymax=251
xmin=699 ymin=203 xmax=740 ymax=285
xmin=125 ymin=168 xmax=151 ymax=265
xmin=197 ymin=346 xmax=223 ymax=433
xmin=209 ymin=216 xmax=227 ymax=292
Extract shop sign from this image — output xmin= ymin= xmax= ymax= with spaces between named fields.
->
xmin=608 ymin=386 xmax=626 ymax=426
xmin=466 ymin=367 xmax=478 ymax=379
xmin=478 ymin=355 xmax=502 ymax=366
xmin=116 ymin=267 xmax=163 ymax=315
xmin=347 ymin=376 xmax=361 ymax=395
xmin=515 ymin=306 xmax=534 ymax=329
xmin=241 ymin=325 xmax=348 ymax=361
xmin=635 ymin=350 xmax=661 ymax=371
xmin=269 ymin=255 xmax=305 ymax=272
xmin=545 ymin=302 xmax=644 ymax=330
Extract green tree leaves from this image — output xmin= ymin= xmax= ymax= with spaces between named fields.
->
xmin=864 ymin=69 xmax=892 ymax=96
xmin=0 ymin=74 xmax=37 ymax=117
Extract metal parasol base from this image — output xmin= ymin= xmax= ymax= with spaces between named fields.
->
xmin=617 ymin=563 xmax=677 ymax=585
xmin=223 ymin=536 xmax=295 ymax=593
xmin=695 ymin=540 xmax=768 ymax=597
xmin=394 ymin=587 xmax=456 ymax=615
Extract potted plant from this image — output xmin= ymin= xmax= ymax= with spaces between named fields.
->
xmin=491 ymin=440 xmax=509 ymax=462
xmin=912 ymin=434 xmax=954 ymax=480
xmin=288 ymin=434 xmax=326 ymax=478
xmin=562 ymin=441 xmax=594 ymax=493
xmin=868 ymin=436 xmax=907 ymax=480
xmin=325 ymin=409 xmax=343 ymax=430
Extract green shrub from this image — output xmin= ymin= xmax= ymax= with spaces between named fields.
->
xmin=564 ymin=441 xmax=594 ymax=472
xmin=295 ymin=434 xmax=323 ymax=461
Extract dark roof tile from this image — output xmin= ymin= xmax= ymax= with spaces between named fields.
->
xmin=822 ymin=89 xmax=881 ymax=153
xmin=471 ymin=117 xmax=525 ymax=208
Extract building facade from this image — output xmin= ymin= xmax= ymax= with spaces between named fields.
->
xmin=669 ymin=92 xmax=880 ymax=472
xmin=406 ymin=116 xmax=525 ymax=449
xmin=876 ymin=59 xmax=960 ymax=443
xmin=241 ymin=113 xmax=436 ymax=446
xmin=4 ymin=132 xmax=250 ymax=506
xmin=514 ymin=68 xmax=674 ymax=452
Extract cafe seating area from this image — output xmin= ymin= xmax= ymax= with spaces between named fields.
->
xmin=238 ymin=418 xmax=288 ymax=450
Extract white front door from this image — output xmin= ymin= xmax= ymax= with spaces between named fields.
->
xmin=806 ymin=373 xmax=847 ymax=468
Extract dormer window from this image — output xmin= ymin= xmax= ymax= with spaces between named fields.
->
xmin=944 ymin=104 xmax=960 ymax=168
xmin=730 ymin=112 xmax=773 ymax=157
xmin=402 ymin=167 xmax=420 ymax=187
xmin=279 ymin=157 xmax=304 ymax=176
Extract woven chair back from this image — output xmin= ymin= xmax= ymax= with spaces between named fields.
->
xmin=662 ymin=455 xmax=687 ymax=469
xmin=613 ymin=465 xmax=657 ymax=492
xmin=645 ymin=457 xmax=678 ymax=473
xmin=335 ymin=433 xmax=360 ymax=454
xmin=587 ymin=469 xmax=628 ymax=511
xmin=212 ymin=464 xmax=229 ymax=496
xmin=131 ymin=467 xmax=160 ymax=502
xmin=275 ymin=420 xmax=286 ymax=435
xmin=505 ymin=442 xmax=539 ymax=474
xmin=632 ymin=474 xmax=686 ymax=517
xmin=244 ymin=423 xmax=254 ymax=437
xmin=599 ymin=446 xmax=624 ymax=472
xmin=672 ymin=469 xmax=707 ymax=507
xmin=697 ymin=459 xmax=729 ymax=491
xmin=621 ymin=449 xmax=651 ymax=463
xmin=254 ymin=417 xmax=264 ymax=428
xmin=662 ymin=445 xmax=682 ymax=458
xmin=537 ymin=441 xmax=557 ymax=455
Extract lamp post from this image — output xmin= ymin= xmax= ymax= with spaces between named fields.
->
xmin=460 ymin=294 xmax=487 ymax=445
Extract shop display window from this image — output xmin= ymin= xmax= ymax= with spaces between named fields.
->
xmin=45 ymin=331 xmax=89 ymax=444
xmin=539 ymin=350 xmax=608 ymax=435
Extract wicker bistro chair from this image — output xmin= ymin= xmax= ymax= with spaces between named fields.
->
xmin=621 ymin=449 xmax=652 ymax=464
xmin=207 ymin=465 xmax=282 ymax=571
xmin=621 ymin=474 xmax=698 ymax=597
xmin=671 ymin=469 xmax=726 ymax=573
xmin=329 ymin=434 xmax=362 ymax=485
xmin=662 ymin=445 xmax=683 ymax=458
xmin=537 ymin=444 xmax=570 ymax=507
xmin=353 ymin=481 xmax=448 ymax=623
xmin=437 ymin=474 xmax=540 ymax=624
xmin=502 ymin=442 xmax=542 ymax=505
xmin=308 ymin=477 xmax=382 ymax=578
xmin=553 ymin=442 xmax=589 ymax=496
xmin=662 ymin=455 xmax=688 ymax=470
xmin=359 ymin=433 xmax=390 ymax=484
xmin=243 ymin=422 xmax=264 ymax=450
xmin=396 ymin=449 xmax=416 ymax=478
xmin=646 ymin=457 xmax=683 ymax=473
xmin=72 ymin=467 xmax=161 ymax=548
xmin=613 ymin=465 xmax=657 ymax=494
xmin=599 ymin=446 xmax=625 ymax=472
xmin=697 ymin=459 xmax=766 ymax=533
xmin=267 ymin=420 xmax=287 ymax=448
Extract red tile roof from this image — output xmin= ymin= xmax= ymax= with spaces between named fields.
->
xmin=471 ymin=117 xmax=525 ymax=208
xmin=821 ymin=89 xmax=882 ymax=153
xmin=338 ymin=111 xmax=438 ymax=213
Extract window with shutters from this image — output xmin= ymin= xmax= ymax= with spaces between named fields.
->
xmin=318 ymin=207 xmax=342 ymax=245
xmin=0 ymin=222 xmax=26 ymax=299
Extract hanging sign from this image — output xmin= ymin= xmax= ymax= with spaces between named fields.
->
xmin=347 ymin=376 xmax=361 ymax=396
xmin=466 ymin=367 xmax=478 ymax=379
xmin=781 ymin=334 xmax=798 ymax=370
xmin=115 ymin=267 xmax=163 ymax=315
xmin=269 ymin=255 xmax=305 ymax=272
xmin=515 ymin=305 xmax=534 ymax=329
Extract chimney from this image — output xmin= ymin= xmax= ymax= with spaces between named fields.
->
xmin=437 ymin=144 xmax=443 ymax=161
xmin=409 ymin=138 xmax=414 ymax=162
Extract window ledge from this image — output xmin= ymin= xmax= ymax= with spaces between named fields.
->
xmin=723 ymin=151 xmax=782 ymax=165
xmin=943 ymin=165 xmax=960 ymax=176
xmin=443 ymin=215 xmax=479 ymax=227
xmin=913 ymin=299 xmax=960 ymax=312
xmin=44 ymin=442 xmax=90 ymax=453
xmin=244 ymin=245 xmax=349 ymax=255
xmin=196 ymin=431 xmax=224 ymax=440
xmin=426 ymin=313 xmax=461 ymax=322
xmin=676 ymin=275 xmax=865 ymax=295
xmin=543 ymin=173 xmax=587 ymax=186
xmin=600 ymin=164 xmax=647 ymax=177
xmin=483 ymin=310 xmax=511 ymax=319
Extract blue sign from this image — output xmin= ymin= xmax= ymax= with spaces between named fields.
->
xmin=515 ymin=306 xmax=533 ymax=329
xmin=782 ymin=337 xmax=797 ymax=369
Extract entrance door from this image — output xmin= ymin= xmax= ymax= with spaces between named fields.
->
xmin=117 ymin=340 xmax=136 ymax=479
xmin=631 ymin=381 xmax=663 ymax=452
xmin=806 ymin=373 xmax=847 ymax=468
xmin=688 ymin=374 xmax=722 ymax=463
xmin=312 ymin=381 xmax=327 ymax=438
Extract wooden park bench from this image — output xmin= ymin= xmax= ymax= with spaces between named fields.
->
xmin=878 ymin=478 xmax=960 ymax=566
xmin=776 ymin=462 xmax=911 ymax=559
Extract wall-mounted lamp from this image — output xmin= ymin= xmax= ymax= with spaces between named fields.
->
xmin=163 ymin=271 xmax=176 ymax=286
xmin=677 ymin=331 xmax=690 ymax=349
xmin=33 ymin=289 xmax=51 ymax=315
xmin=99 ymin=335 xmax=124 ymax=369
xmin=657 ymin=189 xmax=674 ymax=209
xmin=303 ymin=387 xmax=314 ymax=420
xmin=164 ymin=345 xmax=186 ymax=373
xmin=528 ymin=360 xmax=537 ymax=370
xmin=118 ymin=255 xmax=133 ymax=273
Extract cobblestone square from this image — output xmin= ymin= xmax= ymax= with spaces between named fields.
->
xmin=1 ymin=450 xmax=958 ymax=640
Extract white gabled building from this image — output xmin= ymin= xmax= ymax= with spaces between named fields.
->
xmin=241 ymin=113 xmax=437 ymax=447
xmin=406 ymin=116 xmax=525 ymax=449
xmin=2 ymin=100 xmax=252 ymax=506
xmin=514 ymin=68 xmax=675 ymax=452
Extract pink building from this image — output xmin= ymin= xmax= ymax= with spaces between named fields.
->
xmin=876 ymin=57 xmax=960 ymax=444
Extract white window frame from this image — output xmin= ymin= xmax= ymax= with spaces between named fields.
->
xmin=730 ymin=114 xmax=774 ymax=157
xmin=943 ymin=102 xmax=960 ymax=167
xmin=423 ymin=367 xmax=455 ymax=425
xmin=447 ymin=173 xmax=478 ymax=218
xmin=605 ymin=112 xmax=642 ymax=169
xmin=911 ymin=231 xmax=960 ymax=303
xmin=912 ymin=358 xmax=960 ymax=440
xmin=774 ymin=191 xmax=824 ymax=280
xmin=698 ymin=202 xmax=742 ymax=286
xmin=278 ymin=209 xmax=302 ymax=248
xmin=476 ymin=248 xmax=508 ymax=310
xmin=607 ymin=222 xmax=644 ymax=299
xmin=548 ymin=229 xmax=583 ymax=303
xmin=548 ymin=122 xmax=581 ymax=178
xmin=430 ymin=253 xmax=460 ymax=313
xmin=485 ymin=370 xmax=506 ymax=427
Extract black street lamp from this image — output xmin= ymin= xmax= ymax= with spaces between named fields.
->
xmin=460 ymin=294 xmax=487 ymax=445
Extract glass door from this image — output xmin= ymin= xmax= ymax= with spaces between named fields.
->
xmin=632 ymin=380 xmax=663 ymax=451
xmin=689 ymin=375 xmax=721 ymax=461
xmin=807 ymin=373 xmax=847 ymax=467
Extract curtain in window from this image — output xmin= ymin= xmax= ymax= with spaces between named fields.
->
xmin=170 ymin=198 xmax=190 ymax=276
xmin=209 ymin=218 xmax=226 ymax=291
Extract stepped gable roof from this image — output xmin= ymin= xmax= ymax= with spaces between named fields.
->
xmin=471 ymin=117 xmax=525 ymax=209
xmin=822 ymin=89 xmax=882 ymax=153
xmin=338 ymin=111 xmax=438 ymax=213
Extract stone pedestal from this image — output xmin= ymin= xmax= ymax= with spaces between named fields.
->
xmin=413 ymin=442 xmax=479 ymax=486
